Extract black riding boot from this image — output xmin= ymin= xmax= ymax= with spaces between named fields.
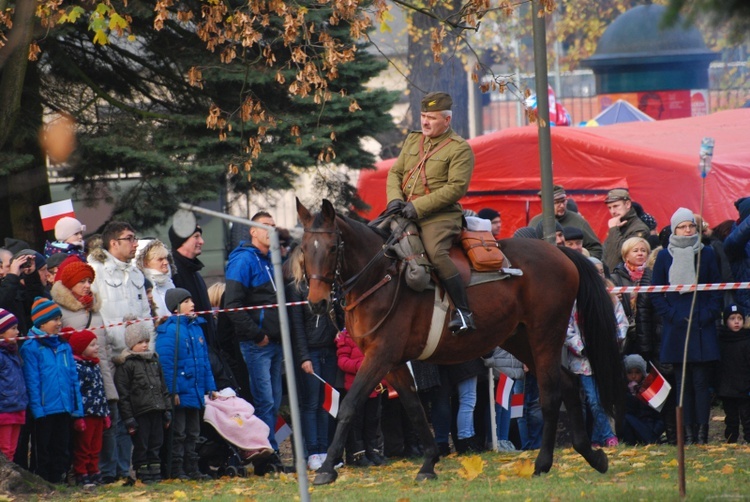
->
xmin=442 ymin=274 xmax=476 ymax=335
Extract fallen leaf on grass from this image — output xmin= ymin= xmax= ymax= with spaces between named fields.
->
xmin=631 ymin=463 xmax=646 ymax=469
xmin=457 ymin=455 xmax=484 ymax=481
xmin=615 ymin=470 xmax=634 ymax=477
xmin=663 ymin=459 xmax=678 ymax=467
xmin=698 ymin=476 xmax=708 ymax=482
xmin=617 ymin=449 xmax=640 ymax=457
xmin=172 ymin=490 xmax=187 ymax=499
xmin=721 ymin=464 xmax=735 ymax=474
xmin=497 ymin=474 xmax=508 ymax=482
xmin=513 ymin=459 xmax=535 ymax=478
xmin=661 ymin=473 xmax=670 ymax=479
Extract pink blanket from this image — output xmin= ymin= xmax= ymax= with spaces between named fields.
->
xmin=203 ymin=396 xmax=272 ymax=451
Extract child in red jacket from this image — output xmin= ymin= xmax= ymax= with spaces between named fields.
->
xmin=336 ymin=328 xmax=387 ymax=467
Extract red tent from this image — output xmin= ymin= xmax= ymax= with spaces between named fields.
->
xmin=356 ymin=108 xmax=750 ymax=239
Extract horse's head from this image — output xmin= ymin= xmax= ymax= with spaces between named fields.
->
xmin=297 ymin=198 xmax=341 ymax=315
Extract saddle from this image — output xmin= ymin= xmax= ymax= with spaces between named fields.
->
xmin=388 ymin=215 xmax=522 ymax=290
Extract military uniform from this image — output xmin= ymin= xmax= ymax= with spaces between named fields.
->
xmin=386 ymin=129 xmax=474 ymax=280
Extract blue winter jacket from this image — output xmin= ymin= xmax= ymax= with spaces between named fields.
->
xmin=20 ymin=328 xmax=83 ymax=419
xmin=224 ymin=242 xmax=280 ymax=343
xmin=155 ymin=315 xmax=216 ymax=409
xmin=75 ymin=357 xmax=110 ymax=417
xmin=723 ymin=217 xmax=750 ymax=314
xmin=0 ymin=342 xmax=28 ymax=414
xmin=650 ymin=246 xmax=723 ymax=364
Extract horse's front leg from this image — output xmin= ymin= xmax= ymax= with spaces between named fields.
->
xmin=314 ymin=353 xmax=392 ymax=485
xmin=386 ymin=364 xmax=439 ymax=481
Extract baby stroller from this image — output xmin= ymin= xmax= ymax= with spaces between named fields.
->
xmin=199 ymin=388 xmax=274 ymax=478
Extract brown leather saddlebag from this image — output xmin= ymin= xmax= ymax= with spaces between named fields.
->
xmin=460 ymin=230 xmax=505 ymax=272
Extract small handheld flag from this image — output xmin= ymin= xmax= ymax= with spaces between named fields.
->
xmin=313 ymin=372 xmax=341 ymax=418
xmin=510 ymin=392 xmax=524 ymax=419
xmin=495 ymin=373 xmax=514 ymax=410
xmin=39 ymin=199 xmax=75 ymax=232
xmin=275 ymin=415 xmax=292 ymax=444
xmin=638 ymin=364 xmax=672 ymax=412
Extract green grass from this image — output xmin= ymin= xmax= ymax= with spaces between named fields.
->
xmin=43 ymin=444 xmax=750 ymax=501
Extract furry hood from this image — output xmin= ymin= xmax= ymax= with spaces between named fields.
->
xmin=135 ymin=239 xmax=175 ymax=275
xmin=114 ymin=347 xmax=157 ymax=365
xmin=50 ymin=280 xmax=102 ymax=313
xmin=87 ymin=245 xmax=109 ymax=264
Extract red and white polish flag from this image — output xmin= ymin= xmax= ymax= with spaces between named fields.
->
xmin=510 ymin=392 xmax=525 ymax=419
xmin=495 ymin=373 xmax=514 ymax=410
xmin=275 ymin=415 xmax=292 ymax=444
xmin=638 ymin=365 xmax=672 ymax=412
xmin=39 ymin=199 xmax=75 ymax=232
xmin=322 ymin=381 xmax=340 ymax=418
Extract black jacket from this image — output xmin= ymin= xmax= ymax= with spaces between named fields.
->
xmin=286 ymin=280 xmax=341 ymax=364
xmin=717 ymin=327 xmax=750 ymax=398
xmin=171 ymin=251 xmax=217 ymax=347
xmin=114 ymin=350 xmax=172 ymax=420
xmin=0 ymin=271 xmax=48 ymax=335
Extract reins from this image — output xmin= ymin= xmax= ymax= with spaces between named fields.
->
xmin=303 ymin=217 xmax=403 ymax=338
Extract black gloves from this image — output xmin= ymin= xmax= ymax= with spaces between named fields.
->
xmin=401 ymin=202 xmax=418 ymax=220
xmin=124 ymin=418 xmax=138 ymax=436
xmin=386 ymin=199 xmax=406 ymax=213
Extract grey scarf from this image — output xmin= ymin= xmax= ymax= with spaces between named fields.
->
xmin=667 ymin=234 xmax=702 ymax=293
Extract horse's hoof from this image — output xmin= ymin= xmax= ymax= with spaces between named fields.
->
xmin=313 ymin=470 xmax=338 ymax=485
xmin=590 ymin=449 xmax=609 ymax=473
xmin=415 ymin=472 xmax=437 ymax=481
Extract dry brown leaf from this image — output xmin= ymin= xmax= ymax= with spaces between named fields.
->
xmin=721 ymin=464 xmax=735 ymax=474
xmin=457 ymin=455 xmax=484 ymax=481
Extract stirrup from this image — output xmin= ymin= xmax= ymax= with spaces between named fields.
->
xmin=449 ymin=309 xmax=475 ymax=335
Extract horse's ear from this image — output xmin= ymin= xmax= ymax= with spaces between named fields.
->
xmin=321 ymin=199 xmax=336 ymax=223
xmin=297 ymin=197 xmax=313 ymax=227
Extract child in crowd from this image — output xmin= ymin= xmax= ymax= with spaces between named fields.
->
xmin=155 ymin=288 xmax=216 ymax=480
xmin=69 ymin=329 xmax=111 ymax=487
xmin=20 ymin=297 xmax=83 ymax=483
xmin=717 ymin=304 xmax=750 ymax=443
xmin=114 ymin=317 xmax=172 ymax=484
xmin=621 ymin=354 xmax=665 ymax=445
xmin=564 ymin=304 xmax=619 ymax=448
xmin=0 ymin=309 xmax=27 ymax=461
xmin=336 ymin=327 xmax=386 ymax=467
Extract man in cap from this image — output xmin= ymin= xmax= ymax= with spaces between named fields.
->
xmin=528 ymin=184 xmax=602 ymax=259
xmin=723 ymin=197 xmax=750 ymax=323
xmin=385 ymin=91 xmax=476 ymax=335
xmin=477 ymin=208 xmax=502 ymax=239
xmin=602 ymin=188 xmax=650 ymax=271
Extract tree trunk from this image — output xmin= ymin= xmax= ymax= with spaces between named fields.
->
xmin=406 ymin=1 xmax=470 ymax=137
xmin=0 ymin=454 xmax=54 ymax=495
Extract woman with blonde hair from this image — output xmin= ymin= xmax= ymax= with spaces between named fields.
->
xmin=136 ymin=240 xmax=175 ymax=317
xmin=610 ymin=237 xmax=652 ymax=354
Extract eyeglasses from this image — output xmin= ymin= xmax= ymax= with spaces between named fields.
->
xmin=553 ymin=199 xmax=567 ymax=206
xmin=116 ymin=235 xmax=138 ymax=243
xmin=675 ymin=224 xmax=697 ymax=231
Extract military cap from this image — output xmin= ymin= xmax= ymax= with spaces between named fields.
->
xmin=537 ymin=184 xmax=566 ymax=201
xmin=421 ymin=92 xmax=452 ymax=112
xmin=604 ymin=188 xmax=631 ymax=204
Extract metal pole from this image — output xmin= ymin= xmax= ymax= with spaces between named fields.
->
xmin=178 ymin=203 xmax=309 ymax=502
xmin=489 ymin=368 xmax=498 ymax=451
xmin=531 ymin=0 xmax=556 ymax=244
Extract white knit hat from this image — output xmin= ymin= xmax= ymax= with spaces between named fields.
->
xmin=55 ymin=217 xmax=86 ymax=241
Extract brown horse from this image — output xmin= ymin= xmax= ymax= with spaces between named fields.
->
xmin=297 ymin=199 xmax=625 ymax=485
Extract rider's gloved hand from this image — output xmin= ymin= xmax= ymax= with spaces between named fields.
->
xmin=401 ymin=202 xmax=418 ymax=220
xmin=386 ymin=199 xmax=406 ymax=213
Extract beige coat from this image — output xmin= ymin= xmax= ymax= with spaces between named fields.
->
xmin=50 ymin=281 xmax=119 ymax=401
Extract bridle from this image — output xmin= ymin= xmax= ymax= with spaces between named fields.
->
xmin=303 ymin=222 xmax=403 ymax=338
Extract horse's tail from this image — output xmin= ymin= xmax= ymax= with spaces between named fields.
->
xmin=560 ymin=247 xmax=626 ymax=418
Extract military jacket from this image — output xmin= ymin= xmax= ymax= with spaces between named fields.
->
xmin=386 ymin=129 xmax=474 ymax=224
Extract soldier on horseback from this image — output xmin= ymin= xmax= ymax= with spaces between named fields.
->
xmin=385 ymin=92 xmax=476 ymax=335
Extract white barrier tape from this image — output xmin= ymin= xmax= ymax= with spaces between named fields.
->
xmin=609 ymin=281 xmax=750 ymax=295
xmin=9 ymin=300 xmax=311 ymax=342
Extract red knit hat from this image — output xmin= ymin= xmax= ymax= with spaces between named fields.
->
xmin=68 ymin=329 xmax=97 ymax=356
xmin=56 ymin=255 xmax=95 ymax=289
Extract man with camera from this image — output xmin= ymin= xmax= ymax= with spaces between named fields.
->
xmin=0 ymin=250 xmax=48 ymax=334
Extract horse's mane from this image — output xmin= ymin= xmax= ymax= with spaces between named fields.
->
xmin=312 ymin=210 xmax=389 ymax=241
